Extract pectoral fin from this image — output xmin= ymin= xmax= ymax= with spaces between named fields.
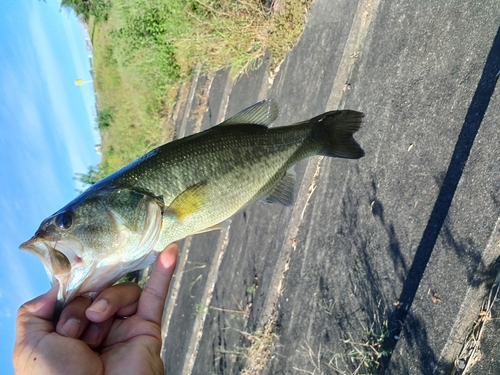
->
xmin=164 ymin=182 xmax=207 ymax=221
xmin=262 ymin=170 xmax=296 ymax=207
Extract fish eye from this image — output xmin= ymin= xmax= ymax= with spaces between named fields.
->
xmin=54 ymin=212 xmax=74 ymax=230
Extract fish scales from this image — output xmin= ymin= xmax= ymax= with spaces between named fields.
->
xmin=116 ymin=124 xmax=311 ymax=210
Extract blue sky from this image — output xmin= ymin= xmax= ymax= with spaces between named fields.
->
xmin=0 ymin=1 xmax=100 ymax=372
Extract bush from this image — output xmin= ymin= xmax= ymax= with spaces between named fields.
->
xmin=97 ymin=108 xmax=114 ymax=129
xmin=61 ymin=0 xmax=111 ymax=22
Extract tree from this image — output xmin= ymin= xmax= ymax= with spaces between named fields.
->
xmin=60 ymin=0 xmax=110 ymax=22
xmin=75 ymin=165 xmax=100 ymax=187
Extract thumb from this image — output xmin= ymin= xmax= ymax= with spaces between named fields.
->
xmin=14 ymin=285 xmax=63 ymax=374
xmin=16 ymin=284 xmax=59 ymax=334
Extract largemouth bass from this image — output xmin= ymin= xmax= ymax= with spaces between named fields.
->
xmin=20 ymin=100 xmax=364 ymax=308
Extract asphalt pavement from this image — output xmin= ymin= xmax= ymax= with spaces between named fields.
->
xmin=160 ymin=1 xmax=500 ymax=374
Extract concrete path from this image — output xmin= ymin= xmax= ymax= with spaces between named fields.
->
xmin=160 ymin=1 xmax=500 ymax=374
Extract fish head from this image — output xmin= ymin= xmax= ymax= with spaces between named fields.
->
xmin=20 ymin=187 xmax=164 ymax=306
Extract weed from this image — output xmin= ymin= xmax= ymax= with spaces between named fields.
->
xmin=343 ymin=320 xmax=391 ymax=374
xmin=194 ymin=303 xmax=209 ymax=315
xmin=97 ymin=108 xmax=114 ymax=129
xmin=246 ymin=285 xmax=257 ymax=294
xmin=318 ymin=298 xmax=336 ymax=316
xmin=189 ymin=274 xmax=203 ymax=297
xmin=220 ymin=310 xmax=279 ymax=375
xmin=194 ymin=294 xmax=250 ymax=318
xmin=294 ymin=321 xmax=391 ymax=375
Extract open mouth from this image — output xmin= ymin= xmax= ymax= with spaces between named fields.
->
xmin=20 ymin=236 xmax=85 ymax=303
xmin=20 ymin=238 xmax=72 ymax=277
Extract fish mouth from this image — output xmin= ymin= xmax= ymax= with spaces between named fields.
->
xmin=20 ymin=238 xmax=71 ymax=283
xmin=20 ymin=237 xmax=88 ymax=304
xmin=19 ymin=235 xmax=156 ymax=308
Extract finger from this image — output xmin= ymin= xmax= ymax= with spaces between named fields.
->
xmin=17 ymin=284 xmax=59 ymax=322
xmin=15 ymin=284 xmax=59 ymax=341
xmin=137 ymin=243 xmax=178 ymax=325
xmin=56 ymin=295 xmax=92 ymax=338
xmin=85 ymin=282 xmax=142 ymax=323
xmin=116 ymin=300 xmax=139 ymax=318
xmin=80 ymin=318 xmax=113 ymax=348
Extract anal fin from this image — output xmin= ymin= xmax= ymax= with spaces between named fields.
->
xmin=262 ymin=170 xmax=296 ymax=207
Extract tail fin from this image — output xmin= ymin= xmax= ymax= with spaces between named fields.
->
xmin=312 ymin=110 xmax=365 ymax=159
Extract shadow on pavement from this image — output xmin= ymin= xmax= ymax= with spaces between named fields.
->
xmin=381 ymin=26 xmax=500 ymax=372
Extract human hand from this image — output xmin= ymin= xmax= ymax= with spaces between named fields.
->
xmin=13 ymin=243 xmax=178 ymax=375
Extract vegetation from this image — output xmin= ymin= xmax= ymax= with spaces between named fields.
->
xmin=295 ymin=321 xmax=391 ymax=375
xmin=62 ymin=0 xmax=312 ymax=182
xmin=61 ymin=0 xmax=111 ymax=22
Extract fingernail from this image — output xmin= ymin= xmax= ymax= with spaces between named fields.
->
xmin=88 ymin=299 xmax=108 ymax=314
xmin=61 ymin=318 xmax=81 ymax=338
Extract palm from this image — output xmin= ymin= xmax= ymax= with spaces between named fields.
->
xmin=13 ymin=244 xmax=177 ymax=375
xmin=98 ymin=316 xmax=164 ymax=375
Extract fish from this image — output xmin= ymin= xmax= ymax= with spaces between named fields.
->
xmin=20 ymin=99 xmax=364 ymax=310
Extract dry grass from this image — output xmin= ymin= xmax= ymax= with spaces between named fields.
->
xmin=174 ymin=0 xmax=312 ymax=76
xmin=454 ymin=272 xmax=500 ymax=374
xmin=291 ymin=308 xmax=390 ymax=375
xmin=240 ymin=311 xmax=279 ymax=375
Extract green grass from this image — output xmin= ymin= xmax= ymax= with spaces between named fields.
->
xmin=74 ymin=0 xmax=312 ymax=180
xmin=91 ymin=13 xmax=179 ymax=178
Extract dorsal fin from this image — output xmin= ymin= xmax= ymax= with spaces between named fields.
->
xmin=218 ymin=99 xmax=279 ymax=128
